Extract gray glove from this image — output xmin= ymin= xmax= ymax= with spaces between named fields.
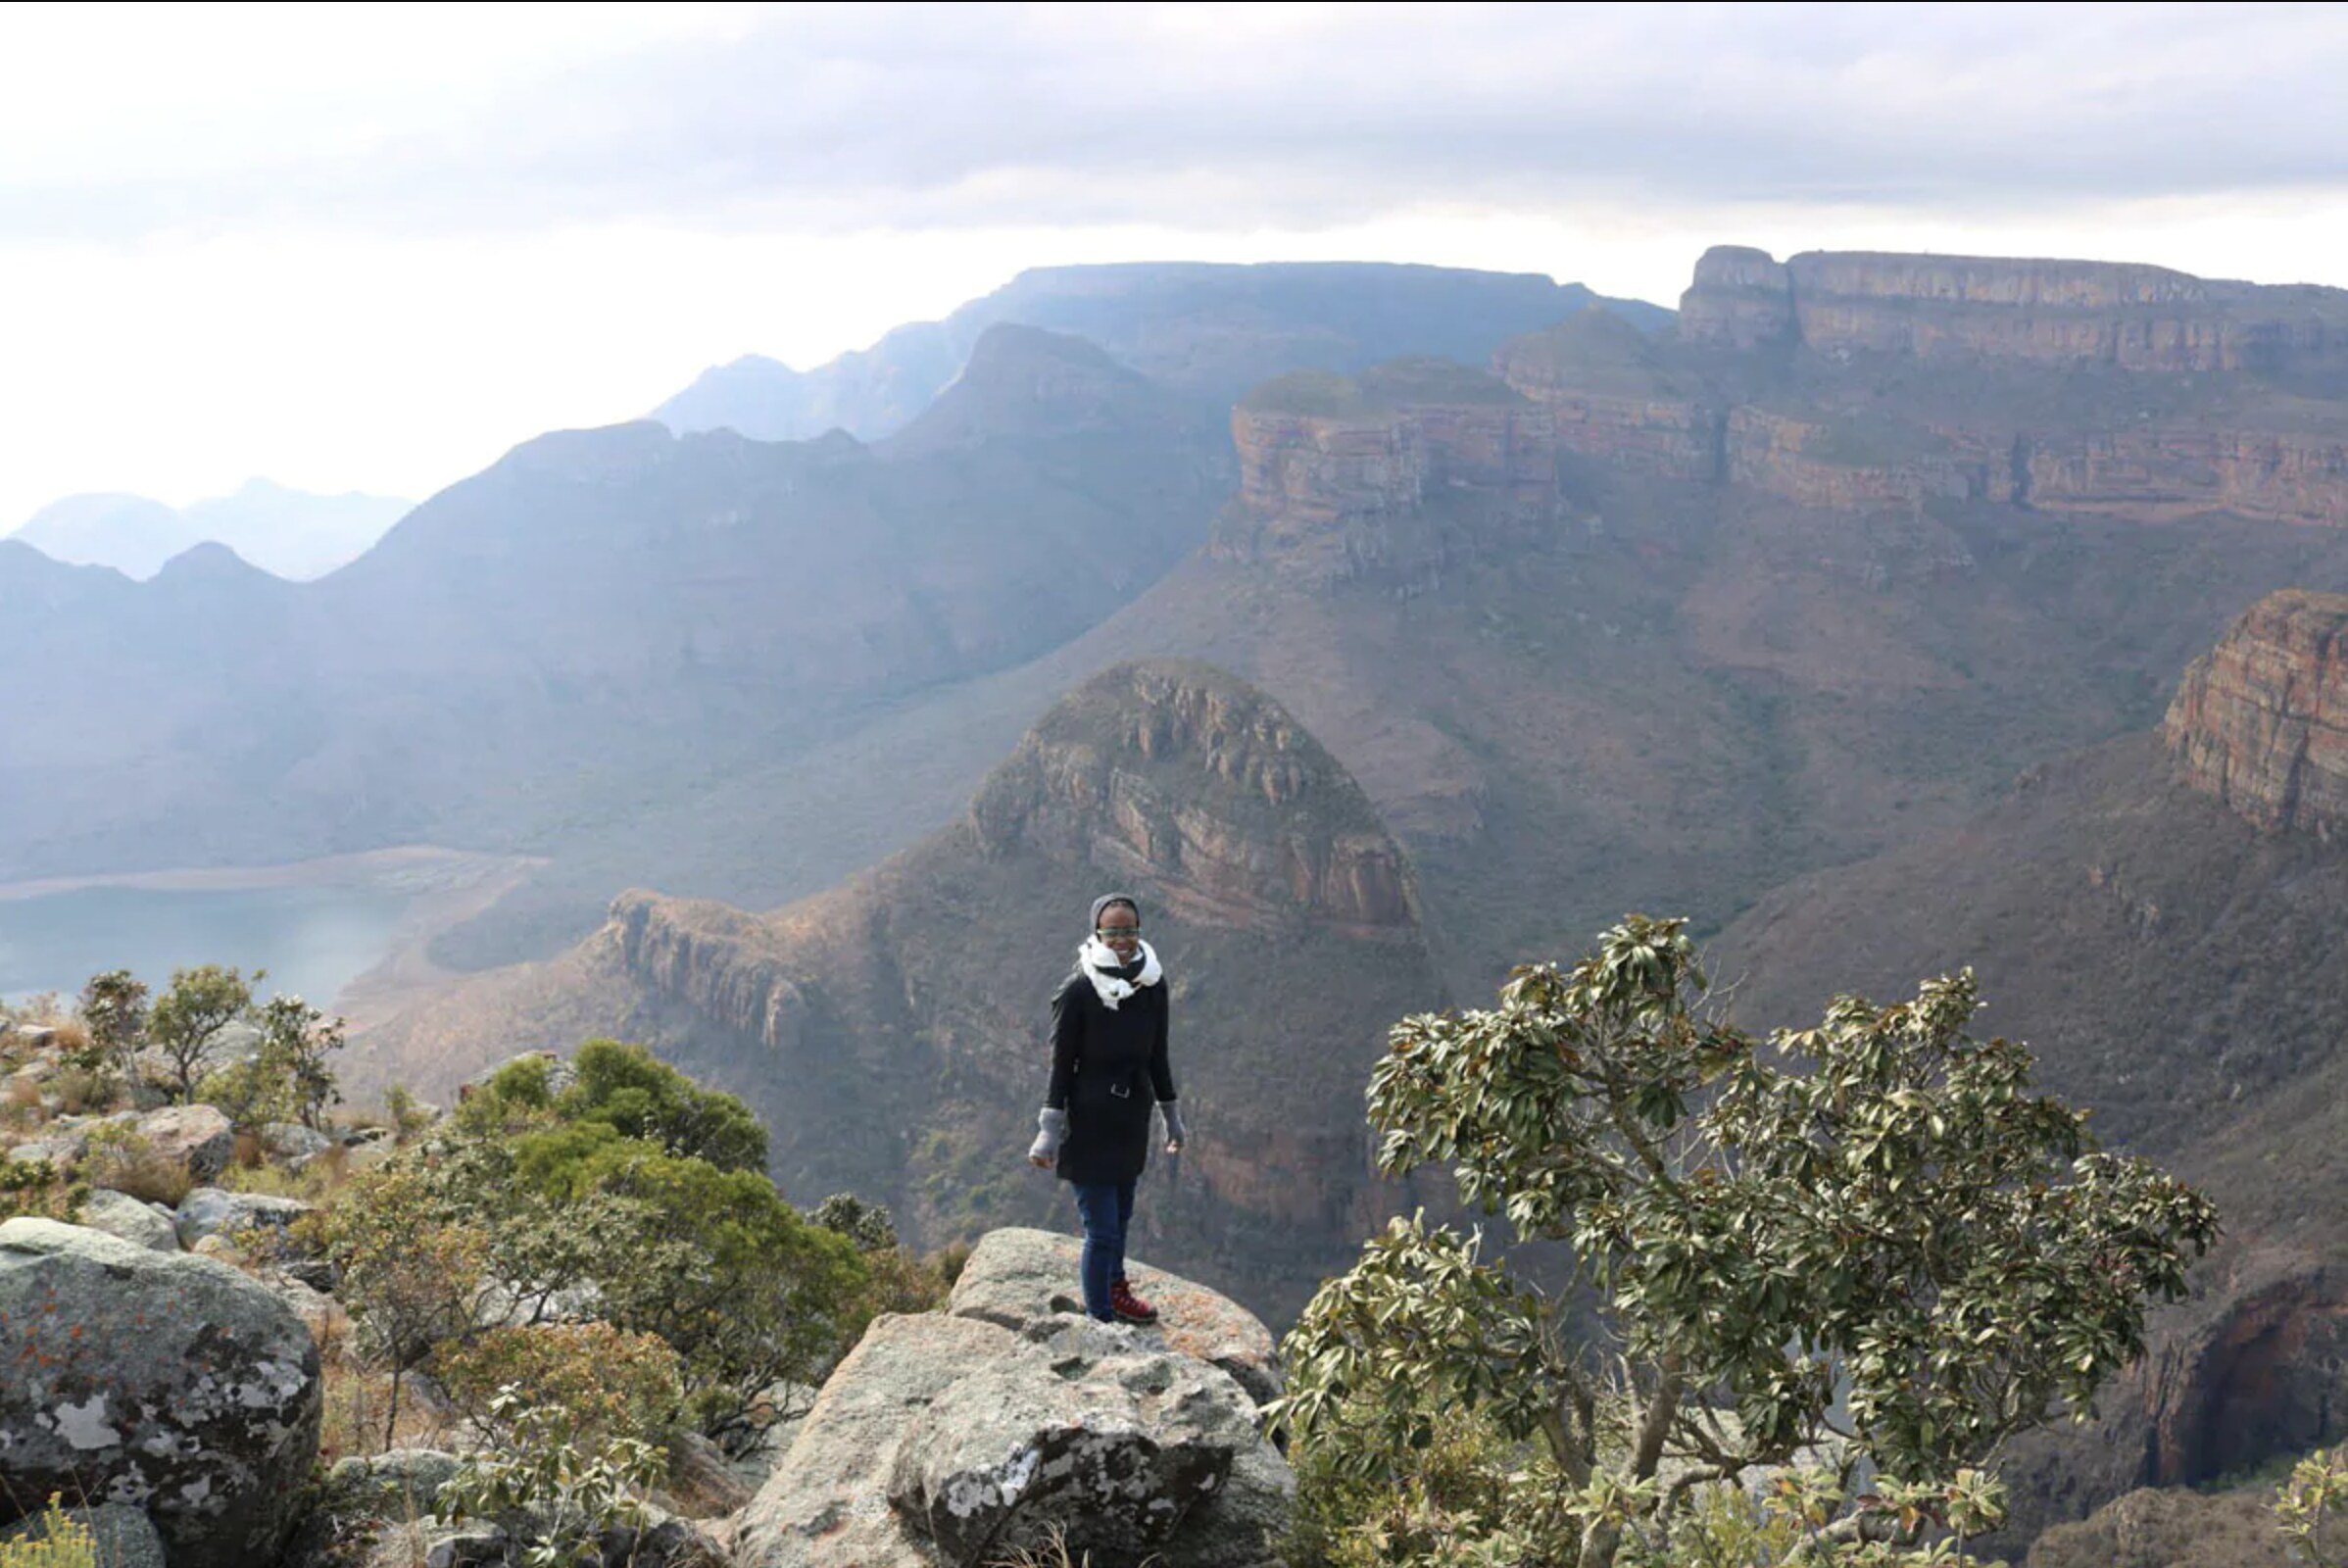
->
xmin=1028 ymin=1107 xmax=1068 ymax=1164
xmin=1159 ymin=1101 xmax=1188 ymax=1150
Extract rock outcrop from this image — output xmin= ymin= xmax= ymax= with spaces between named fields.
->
xmin=947 ymin=1227 xmax=1284 ymax=1408
xmin=971 ymin=661 xmax=1421 ymax=937
xmin=0 ymin=1217 xmax=322 ymax=1568
xmin=1493 ymin=307 xmax=1724 ymax=479
xmin=1217 ymin=360 xmax=1557 ymax=586
xmin=736 ymin=1236 xmax=1291 ymax=1568
xmin=2166 ymin=590 xmax=2348 ymax=839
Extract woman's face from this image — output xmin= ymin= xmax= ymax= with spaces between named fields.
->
xmin=1097 ymin=904 xmax=1142 ymax=960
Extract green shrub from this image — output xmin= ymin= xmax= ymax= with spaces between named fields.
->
xmin=0 ymin=1500 xmax=99 ymax=1568
xmin=435 ymin=1323 xmax=684 ymax=1452
xmin=0 ymin=1159 xmax=84 ymax=1224
xmin=1275 ymin=915 xmax=2212 ymax=1568
xmin=438 ymin=1390 xmax=663 ymax=1568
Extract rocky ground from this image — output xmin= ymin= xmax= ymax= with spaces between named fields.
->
xmin=0 ymin=1020 xmax=1295 ymax=1568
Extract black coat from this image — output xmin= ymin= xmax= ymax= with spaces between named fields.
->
xmin=1046 ymin=963 xmax=1176 ymax=1186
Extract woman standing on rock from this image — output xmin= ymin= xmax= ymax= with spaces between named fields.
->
xmin=1027 ymin=892 xmax=1186 ymax=1325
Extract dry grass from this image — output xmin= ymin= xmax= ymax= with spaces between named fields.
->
xmin=1 ymin=1077 xmax=42 ymax=1128
xmin=48 ymin=1066 xmax=112 ymax=1117
xmin=80 ymin=1128 xmax=193 ymax=1208
xmin=221 ymin=1142 xmax=352 ymax=1202
xmin=984 ymin=1526 xmax=1161 ymax=1568
xmin=316 ymin=1324 xmax=465 ymax=1465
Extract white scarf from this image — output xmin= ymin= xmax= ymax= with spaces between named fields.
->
xmin=1079 ymin=936 xmax=1163 ymax=1009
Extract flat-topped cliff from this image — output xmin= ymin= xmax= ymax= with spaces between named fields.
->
xmin=1481 ymin=249 xmax=2348 ymax=527
xmin=1680 ymin=245 xmax=2348 ymax=379
xmin=1216 ymin=360 xmax=1557 ymax=585
xmin=2167 ymin=590 xmax=2348 ymax=839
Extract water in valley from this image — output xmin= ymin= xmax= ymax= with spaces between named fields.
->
xmin=0 ymin=883 xmax=412 ymax=1008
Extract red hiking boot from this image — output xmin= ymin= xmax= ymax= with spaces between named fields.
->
xmin=1110 ymin=1277 xmax=1159 ymax=1324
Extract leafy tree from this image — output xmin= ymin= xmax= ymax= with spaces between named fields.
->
xmin=434 ymin=1322 xmax=684 ymax=1452
xmin=253 ymin=993 xmax=348 ymax=1130
xmin=1274 ymin=916 xmax=2220 ymax=1568
xmin=147 ymin=964 xmax=258 ymax=1104
xmin=509 ymin=1118 xmax=869 ymax=1450
xmin=2278 ymin=1446 xmax=2348 ymax=1565
xmin=428 ymin=1052 xmax=870 ymax=1454
xmin=559 ymin=1038 xmax=769 ymax=1171
xmin=74 ymin=968 xmax=148 ymax=1082
xmin=438 ymin=1391 xmax=664 ymax=1568
xmin=812 ymin=1192 xmax=900 ymax=1253
xmin=312 ymin=1158 xmax=498 ymax=1448
xmin=197 ymin=1054 xmax=294 ymax=1133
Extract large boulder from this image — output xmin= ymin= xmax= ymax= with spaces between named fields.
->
xmin=736 ymin=1296 xmax=1291 ymax=1568
xmin=737 ymin=1313 xmax=1004 ymax=1568
xmin=261 ymin=1120 xmax=336 ymax=1166
xmin=73 ymin=1187 xmax=180 ymax=1251
xmin=175 ymin=1185 xmax=316 ymax=1250
xmin=131 ymin=1102 xmax=237 ymax=1183
xmin=891 ymin=1315 xmax=1257 ymax=1565
xmin=0 ymin=1216 xmax=322 ymax=1568
xmin=949 ymin=1225 xmax=1286 ymax=1406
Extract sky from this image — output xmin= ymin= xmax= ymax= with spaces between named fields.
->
xmin=4 ymin=0 xmax=2348 ymax=532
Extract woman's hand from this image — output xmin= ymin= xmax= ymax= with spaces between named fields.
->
xmin=1159 ymin=1102 xmax=1188 ymax=1157
xmin=1164 ymin=1138 xmax=1183 ymax=1155
xmin=1028 ymin=1107 xmax=1068 ymax=1169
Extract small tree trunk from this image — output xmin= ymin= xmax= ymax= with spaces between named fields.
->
xmin=382 ymin=1363 xmax=404 ymax=1451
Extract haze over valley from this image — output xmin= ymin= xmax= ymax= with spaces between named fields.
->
xmin=12 ymin=8 xmax=2348 ymax=1564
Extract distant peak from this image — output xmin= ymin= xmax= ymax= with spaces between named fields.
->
xmin=152 ymin=539 xmax=274 ymax=584
xmin=958 ymin=320 xmax=1138 ymax=376
xmin=888 ymin=324 xmax=1170 ymax=451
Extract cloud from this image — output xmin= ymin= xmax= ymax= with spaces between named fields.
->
xmin=5 ymin=2 xmax=2347 ymax=242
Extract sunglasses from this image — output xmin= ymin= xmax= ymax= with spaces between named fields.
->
xmin=1095 ymin=926 xmax=1143 ymax=939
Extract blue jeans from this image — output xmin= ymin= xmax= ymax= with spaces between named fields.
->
xmin=1070 ymin=1178 xmax=1137 ymax=1322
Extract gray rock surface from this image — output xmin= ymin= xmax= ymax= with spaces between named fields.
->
xmin=737 ymin=1312 xmax=1003 ymax=1568
xmin=74 ymin=1186 xmax=181 ymax=1250
xmin=0 ymin=1501 xmax=169 ymax=1568
xmin=132 ymin=1102 xmax=237 ymax=1182
xmin=890 ymin=1314 xmax=1256 ymax=1565
xmin=175 ymin=1184 xmax=315 ymax=1249
xmin=262 ymin=1120 xmax=335 ymax=1165
xmin=736 ymin=1296 xmax=1291 ymax=1568
xmin=949 ymin=1225 xmax=1286 ymax=1406
xmin=0 ymin=1216 xmax=322 ymax=1568
xmin=278 ymin=1448 xmax=463 ymax=1568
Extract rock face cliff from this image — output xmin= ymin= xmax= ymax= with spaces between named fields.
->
xmin=1215 ymin=360 xmax=1558 ymax=587
xmin=448 ymin=661 xmax=1444 ymax=1321
xmin=1487 ymin=249 xmax=2348 ymax=529
xmin=2167 ymin=590 xmax=2348 ymax=839
xmin=1681 ymin=248 xmax=2348 ymax=381
xmin=971 ymin=662 xmax=1420 ymax=936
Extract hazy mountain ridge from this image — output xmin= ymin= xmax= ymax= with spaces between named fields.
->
xmin=442 ymin=244 xmax=2348 ymax=982
xmin=11 ymin=478 xmax=412 ymax=580
xmin=0 ymin=324 xmax=1233 ymax=887
xmin=651 ymin=259 xmax=1671 ymax=443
